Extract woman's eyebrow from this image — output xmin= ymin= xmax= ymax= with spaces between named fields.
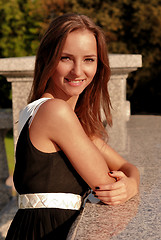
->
xmin=62 ymin=52 xmax=97 ymax=57
xmin=84 ymin=54 xmax=97 ymax=58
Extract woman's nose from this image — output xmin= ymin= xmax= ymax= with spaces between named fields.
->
xmin=70 ymin=62 xmax=83 ymax=77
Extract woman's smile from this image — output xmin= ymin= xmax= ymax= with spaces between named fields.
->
xmin=64 ymin=78 xmax=85 ymax=86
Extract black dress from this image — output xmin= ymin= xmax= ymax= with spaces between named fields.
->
xmin=6 ymin=118 xmax=89 ymax=240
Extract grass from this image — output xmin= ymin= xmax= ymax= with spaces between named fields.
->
xmin=4 ymin=130 xmax=15 ymax=175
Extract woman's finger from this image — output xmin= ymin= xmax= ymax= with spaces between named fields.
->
xmin=93 ymin=186 xmax=126 ymax=198
xmin=95 ymin=179 xmax=125 ymax=192
xmin=108 ymin=170 xmax=126 ymax=180
xmin=97 ymin=192 xmax=128 ymax=205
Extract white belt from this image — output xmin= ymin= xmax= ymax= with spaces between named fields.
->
xmin=18 ymin=193 xmax=82 ymax=210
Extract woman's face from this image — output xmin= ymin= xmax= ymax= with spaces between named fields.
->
xmin=49 ymin=29 xmax=98 ymax=100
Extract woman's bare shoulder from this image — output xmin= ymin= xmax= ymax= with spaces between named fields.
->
xmin=35 ymin=98 xmax=78 ymax=132
xmin=41 ymin=98 xmax=71 ymax=112
xmin=38 ymin=98 xmax=74 ymax=120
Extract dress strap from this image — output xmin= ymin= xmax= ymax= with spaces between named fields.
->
xmin=28 ymin=100 xmax=47 ymax=128
xmin=18 ymin=193 xmax=82 ymax=210
xmin=18 ymin=98 xmax=51 ymax=136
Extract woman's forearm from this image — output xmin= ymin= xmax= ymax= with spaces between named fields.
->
xmin=92 ymin=137 xmax=140 ymax=201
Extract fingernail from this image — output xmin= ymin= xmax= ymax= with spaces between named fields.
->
xmin=94 ymin=195 xmax=98 ymax=198
xmin=95 ymin=186 xmax=100 ymax=190
xmin=92 ymin=191 xmax=96 ymax=194
xmin=109 ymin=171 xmax=113 ymax=174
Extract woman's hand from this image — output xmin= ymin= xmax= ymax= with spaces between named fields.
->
xmin=93 ymin=171 xmax=139 ymax=205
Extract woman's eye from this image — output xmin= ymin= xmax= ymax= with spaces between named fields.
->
xmin=85 ymin=58 xmax=95 ymax=62
xmin=61 ymin=56 xmax=70 ymax=61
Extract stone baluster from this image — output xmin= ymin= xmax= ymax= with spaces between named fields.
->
xmin=0 ymin=109 xmax=13 ymax=209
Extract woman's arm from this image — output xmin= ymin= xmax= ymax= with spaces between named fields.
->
xmin=30 ymin=99 xmax=115 ymax=190
xmin=92 ymin=137 xmax=140 ymax=205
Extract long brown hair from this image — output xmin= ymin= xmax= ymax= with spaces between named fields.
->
xmin=28 ymin=13 xmax=112 ymax=139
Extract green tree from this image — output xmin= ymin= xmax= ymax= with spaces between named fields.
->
xmin=0 ymin=0 xmax=45 ymax=57
xmin=0 ymin=0 xmax=25 ymax=57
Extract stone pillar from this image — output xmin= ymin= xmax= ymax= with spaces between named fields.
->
xmin=0 ymin=109 xmax=13 ymax=209
xmin=107 ymin=54 xmax=142 ymax=153
xmin=10 ymin=77 xmax=33 ymax=150
xmin=0 ymin=56 xmax=35 ymax=148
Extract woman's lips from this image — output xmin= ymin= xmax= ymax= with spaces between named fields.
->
xmin=65 ymin=78 xmax=84 ymax=83
xmin=65 ymin=78 xmax=85 ymax=86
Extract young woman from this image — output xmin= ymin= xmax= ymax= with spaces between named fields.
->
xmin=6 ymin=13 xmax=139 ymax=239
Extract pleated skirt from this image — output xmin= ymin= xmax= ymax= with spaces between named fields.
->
xmin=6 ymin=208 xmax=79 ymax=240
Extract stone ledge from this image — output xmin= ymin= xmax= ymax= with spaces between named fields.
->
xmin=0 ymin=56 xmax=35 ymax=72
xmin=67 ymin=115 xmax=161 ymax=239
xmin=109 ymin=54 xmax=142 ymax=69
xmin=0 ymin=54 xmax=142 ymax=74
xmin=67 ymin=195 xmax=140 ymax=240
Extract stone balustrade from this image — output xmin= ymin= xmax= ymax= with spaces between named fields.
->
xmin=0 ymin=54 xmax=142 ymax=153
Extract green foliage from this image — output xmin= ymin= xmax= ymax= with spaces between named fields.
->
xmin=0 ymin=0 xmax=44 ymax=57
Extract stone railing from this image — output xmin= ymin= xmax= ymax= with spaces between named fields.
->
xmin=0 ymin=54 xmax=142 ymax=153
